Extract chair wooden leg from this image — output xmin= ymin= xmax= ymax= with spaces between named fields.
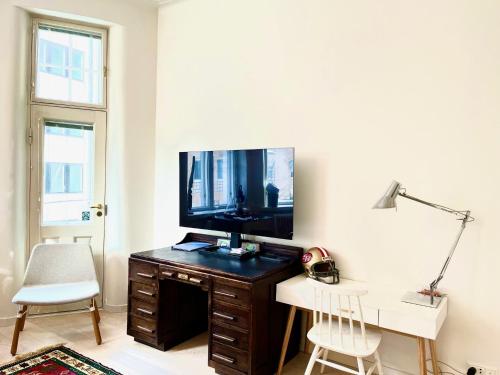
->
xmin=93 ymin=298 xmax=100 ymax=324
xmin=90 ymin=299 xmax=102 ymax=345
xmin=304 ymin=344 xmax=320 ymax=375
xmin=357 ymin=357 xmax=366 ymax=375
xmin=417 ymin=337 xmax=427 ymax=375
xmin=429 ymin=339 xmax=439 ymax=375
xmin=374 ymin=350 xmax=383 ymax=375
xmin=320 ymin=349 xmax=329 ymax=374
xmin=11 ymin=305 xmax=27 ymax=355
xmin=19 ymin=305 xmax=28 ymax=331
xmin=276 ymin=305 xmax=296 ymax=375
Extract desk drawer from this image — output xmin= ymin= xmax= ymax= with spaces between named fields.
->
xmin=211 ymin=324 xmax=249 ymax=351
xmin=129 ymin=315 xmax=157 ymax=338
xmin=212 ymin=301 xmax=249 ymax=330
xmin=131 ymin=281 xmax=157 ymax=303
xmin=130 ymin=298 xmax=157 ymax=319
xmin=159 ymin=265 xmax=209 ymax=289
xmin=130 ymin=259 xmax=158 ymax=285
xmin=213 ymin=279 xmax=250 ymax=308
xmin=211 ymin=342 xmax=248 ymax=373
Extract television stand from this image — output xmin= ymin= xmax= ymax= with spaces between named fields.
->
xmin=127 ymin=232 xmax=303 ymax=375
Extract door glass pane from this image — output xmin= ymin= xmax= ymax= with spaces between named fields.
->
xmin=35 ymin=23 xmax=104 ymax=105
xmin=42 ymin=121 xmax=94 ymax=225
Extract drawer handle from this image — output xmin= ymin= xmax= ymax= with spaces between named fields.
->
xmin=212 ymin=353 xmax=235 ymax=364
xmin=137 ymin=272 xmax=155 ymax=279
xmin=137 ymin=307 xmax=154 ymax=315
xmin=213 ymin=333 xmax=236 ymax=343
xmin=177 ymin=273 xmax=189 ymax=281
xmin=190 ymin=277 xmax=202 ymax=284
xmin=213 ymin=311 xmax=235 ymax=321
xmin=214 ymin=290 xmax=237 ymax=299
xmin=161 ymin=271 xmax=175 ymax=277
xmin=136 ymin=325 xmax=155 ymax=334
xmin=137 ymin=290 xmax=155 ymax=297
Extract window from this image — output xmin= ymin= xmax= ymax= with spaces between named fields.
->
xmin=42 ymin=121 xmax=95 ymax=225
xmin=33 ymin=19 xmax=107 ymax=106
xmin=266 ymin=149 xmax=294 ymax=206
xmin=45 ymin=163 xmax=83 ymax=194
xmin=216 ymin=159 xmax=223 ymax=180
xmin=193 ymin=160 xmax=201 ymax=180
xmin=188 ymin=151 xmax=233 ymax=210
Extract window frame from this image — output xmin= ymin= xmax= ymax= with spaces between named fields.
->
xmin=44 ymin=162 xmax=84 ymax=194
xmin=31 ymin=17 xmax=108 ymax=110
xmin=190 ymin=151 xmax=235 ymax=213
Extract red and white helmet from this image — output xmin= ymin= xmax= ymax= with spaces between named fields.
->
xmin=301 ymin=247 xmax=340 ymax=284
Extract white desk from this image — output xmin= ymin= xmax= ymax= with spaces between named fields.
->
xmin=275 ymin=275 xmax=448 ymax=375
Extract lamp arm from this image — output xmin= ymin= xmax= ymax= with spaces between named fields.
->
xmin=398 ymin=192 xmax=473 ymax=221
xmin=429 ymin=214 xmax=468 ymax=290
xmin=398 ymin=191 xmax=473 ymax=305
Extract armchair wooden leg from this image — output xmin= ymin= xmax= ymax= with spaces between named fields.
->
xmin=90 ymin=299 xmax=102 ymax=345
xmin=19 ymin=305 xmax=28 ymax=331
xmin=11 ymin=305 xmax=27 ymax=355
xmin=93 ymin=298 xmax=100 ymax=324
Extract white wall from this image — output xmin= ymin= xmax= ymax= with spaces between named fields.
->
xmin=0 ymin=0 xmax=158 ymax=321
xmin=155 ymin=0 xmax=500 ymax=372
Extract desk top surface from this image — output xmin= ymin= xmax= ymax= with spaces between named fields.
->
xmin=131 ymin=247 xmax=298 ymax=282
xmin=276 ymin=274 xmax=448 ymax=339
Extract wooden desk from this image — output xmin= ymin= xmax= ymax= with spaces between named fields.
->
xmin=275 ymin=275 xmax=448 ymax=375
xmin=127 ymin=233 xmax=303 ymax=375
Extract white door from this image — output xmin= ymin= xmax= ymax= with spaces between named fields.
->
xmin=28 ymin=104 xmax=106 ymax=313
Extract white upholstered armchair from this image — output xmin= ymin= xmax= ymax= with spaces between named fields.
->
xmin=10 ymin=243 xmax=102 ymax=355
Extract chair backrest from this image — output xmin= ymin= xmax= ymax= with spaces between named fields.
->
xmin=307 ymin=277 xmax=369 ymax=350
xmin=23 ymin=243 xmax=98 ymax=286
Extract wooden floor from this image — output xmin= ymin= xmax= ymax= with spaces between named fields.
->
xmin=0 ymin=310 xmax=333 ymax=374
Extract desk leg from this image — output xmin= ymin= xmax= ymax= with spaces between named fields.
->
xmin=429 ymin=339 xmax=439 ymax=375
xmin=305 ymin=311 xmax=314 ymax=353
xmin=277 ymin=305 xmax=297 ymax=375
xmin=417 ymin=337 xmax=427 ymax=375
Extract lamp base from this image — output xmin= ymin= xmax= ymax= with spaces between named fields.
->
xmin=401 ymin=291 xmax=443 ymax=308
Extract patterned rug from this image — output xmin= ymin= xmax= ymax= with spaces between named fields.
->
xmin=0 ymin=345 xmax=122 ymax=375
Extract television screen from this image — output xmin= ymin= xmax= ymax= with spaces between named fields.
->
xmin=179 ymin=147 xmax=294 ymax=240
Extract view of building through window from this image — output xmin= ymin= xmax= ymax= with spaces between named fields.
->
xmin=266 ymin=148 xmax=294 ymax=205
xmin=35 ymin=23 xmax=104 ymax=105
xmin=187 ymin=149 xmax=293 ymax=210
xmin=42 ymin=122 xmax=95 ymax=225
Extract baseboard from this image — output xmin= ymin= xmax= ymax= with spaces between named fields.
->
xmin=0 ymin=315 xmax=16 ymax=327
xmin=103 ymin=303 xmax=127 ymax=313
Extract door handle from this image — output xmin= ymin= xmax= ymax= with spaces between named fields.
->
xmin=90 ymin=204 xmax=103 ymax=209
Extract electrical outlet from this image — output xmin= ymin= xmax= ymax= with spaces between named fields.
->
xmin=467 ymin=362 xmax=497 ymax=375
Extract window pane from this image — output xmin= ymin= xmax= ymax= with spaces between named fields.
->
xmin=266 ymin=149 xmax=294 ymax=206
xmin=187 ymin=152 xmax=207 ymax=209
xmin=42 ymin=121 xmax=94 ymax=225
xmin=45 ymin=163 xmax=65 ymax=193
xmin=213 ymin=151 xmax=232 ymax=207
xmin=66 ymin=164 xmax=83 ymax=193
xmin=35 ymin=23 xmax=104 ymax=105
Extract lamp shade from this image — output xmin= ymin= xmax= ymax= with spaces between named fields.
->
xmin=373 ymin=180 xmax=401 ymax=209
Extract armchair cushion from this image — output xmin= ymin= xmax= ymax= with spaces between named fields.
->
xmin=12 ymin=280 xmax=99 ymax=305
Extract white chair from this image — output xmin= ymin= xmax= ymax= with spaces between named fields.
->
xmin=10 ymin=243 xmax=102 ymax=355
xmin=304 ymin=278 xmax=383 ymax=375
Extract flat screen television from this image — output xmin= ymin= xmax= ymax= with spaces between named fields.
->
xmin=179 ymin=147 xmax=294 ymax=245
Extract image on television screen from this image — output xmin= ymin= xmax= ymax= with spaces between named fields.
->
xmin=179 ymin=147 xmax=294 ymax=239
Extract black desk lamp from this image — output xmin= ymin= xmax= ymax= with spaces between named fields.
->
xmin=373 ymin=181 xmax=474 ymax=308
